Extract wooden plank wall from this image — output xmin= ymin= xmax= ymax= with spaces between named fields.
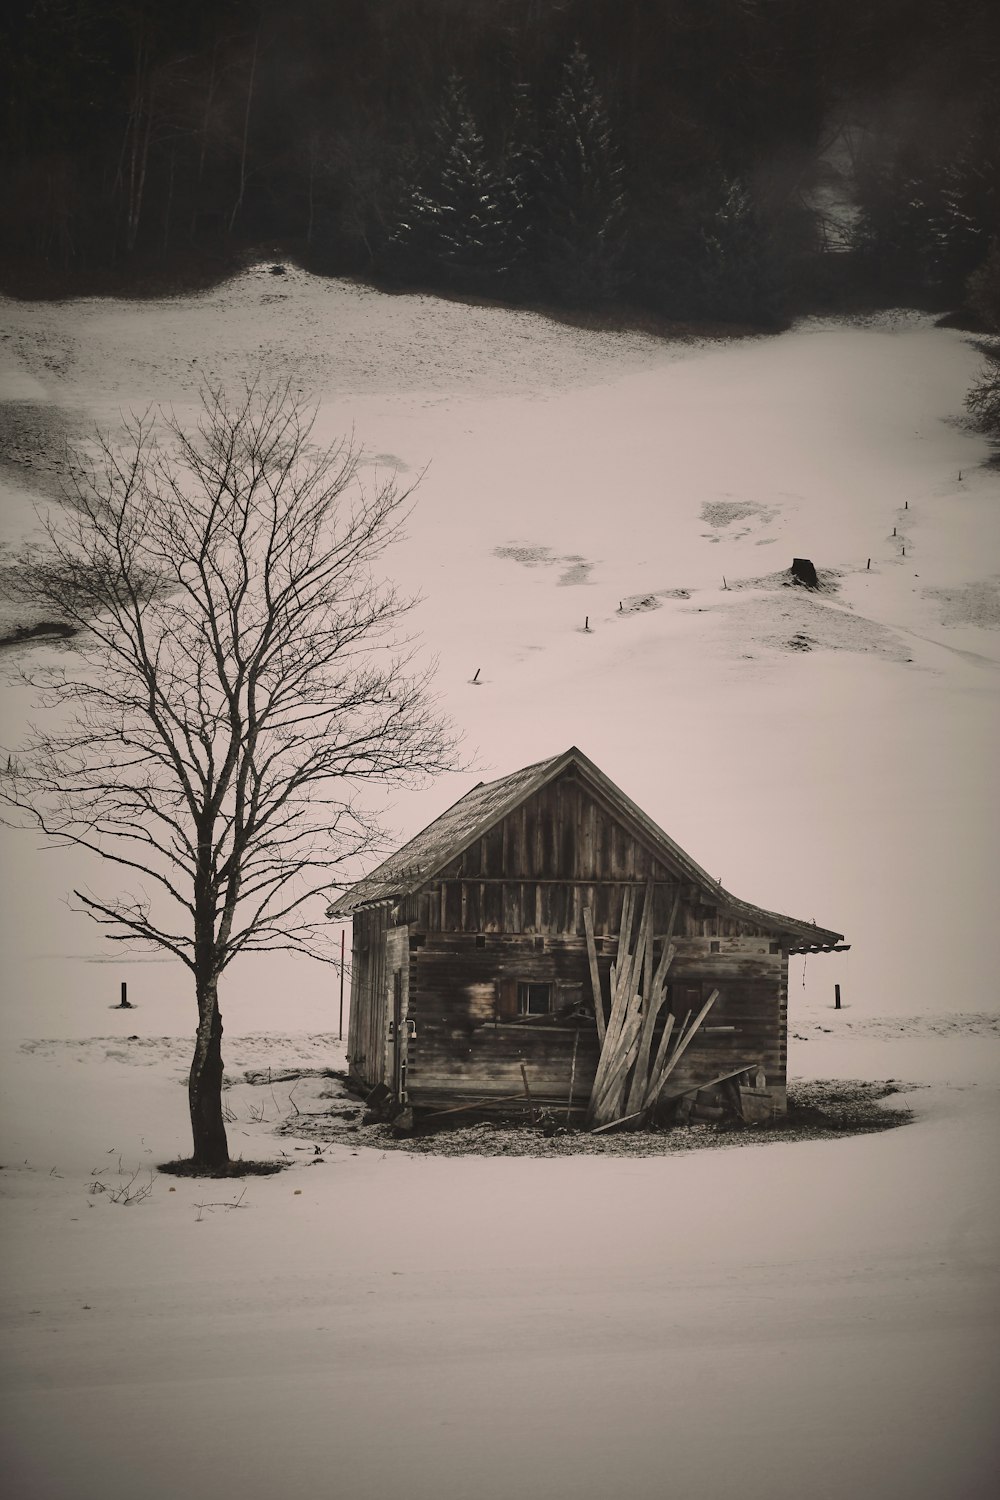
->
xmin=407 ymin=878 xmax=777 ymax=939
xmin=346 ymin=903 xmax=392 ymax=1090
xmin=406 ymin=932 xmax=788 ymax=1111
xmin=386 ymin=924 xmax=410 ymax=1096
xmin=362 ymin=769 xmax=796 ymax=1112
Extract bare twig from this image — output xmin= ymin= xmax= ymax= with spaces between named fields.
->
xmin=194 ymin=1184 xmax=249 ymax=1221
xmin=1 ymin=380 xmax=460 ymax=1169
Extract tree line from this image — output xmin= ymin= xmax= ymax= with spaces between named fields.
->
xmin=1 ymin=0 xmax=998 ymax=324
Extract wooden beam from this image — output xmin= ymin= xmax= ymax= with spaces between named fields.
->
xmin=626 ymin=936 xmax=678 ymax=1116
xmin=591 ymin=1032 xmax=642 ymax=1127
xmin=421 ymin=1091 xmax=529 ymax=1119
xmin=642 ymin=882 xmax=654 ymax=1011
xmin=590 ymin=1109 xmax=646 ymax=1135
xmin=641 ymin=1014 xmax=675 ymax=1111
xmin=520 ymin=1061 xmax=536 ymax=1125
xmin=583 ymin=907 xmax=605 ymax=1047
xmin=644 ymin=990 xmax=720 ymax=1109
xmin=662 ymin=1062 xmax=762 ymax=1100
xmin=566 ymin=1029 xmax=580 ymax=1123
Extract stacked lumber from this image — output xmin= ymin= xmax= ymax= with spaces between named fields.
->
xmin=584 ymin=884 xmax=718 ymax=1131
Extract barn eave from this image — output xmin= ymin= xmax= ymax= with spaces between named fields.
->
xmin=324 ymin=746 xmax=844 ymax=946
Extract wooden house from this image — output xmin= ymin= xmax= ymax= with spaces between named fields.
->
xmin=326 ymin=748 xmax=845 ymax=1126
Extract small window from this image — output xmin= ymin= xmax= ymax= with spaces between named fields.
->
xmin=475 ymin=934 xmax=486 ymax=949
xmin=409 ymin=932 xmax=426 ymax=951
xmin=517 ymin=982 xmax=551 ymax=1016
xmin=710 ymin=940 xmax=720 ymax=953
xmin=769 ymin=941 xmax=781 ymax=954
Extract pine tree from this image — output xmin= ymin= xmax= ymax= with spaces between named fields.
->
xmin=967 ymin=237 xmax=1000 ymax=331
xmin=935 ymin=114 xmax=1000 ymax=300
xmin=383 ymin=76 xmax=512 ymax=292
xmin=694 ymin=177 xmax=781 ymax=324
xmin=851 ymin=141 xmax=950 ymax=299
xmin=535 ymin=44 xmax=627 ymax=304
xmin=498 ymin=80 xmax=542 ymax=298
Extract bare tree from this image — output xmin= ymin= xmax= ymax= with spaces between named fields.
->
xmin=1 ymin=383 xmax=457 ymax=1170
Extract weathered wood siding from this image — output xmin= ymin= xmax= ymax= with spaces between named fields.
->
xmin=347 ymin=910 xmax=411 ymax=1094
xmin=350 ymin=767 xmax=792 ymax=1113
xmin=347 ymin=903 xmax=391 ymax=1088
xmin=399 ymin=771 xmax=777 ymax=941
xmin=405 ymin=932 xmax=789 ymax=1112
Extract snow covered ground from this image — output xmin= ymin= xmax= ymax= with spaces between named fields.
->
xmin=1 ymin=268 xmax=998 ymax=1498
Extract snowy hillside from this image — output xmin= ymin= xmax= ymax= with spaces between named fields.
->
xmin=1 ymin=270 xmax=998 ymax=1500
xmin=1 ymin=267 xmax=997 ymax=1036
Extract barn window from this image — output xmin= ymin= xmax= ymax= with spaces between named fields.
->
xmin=475 ymin=935 xmax=486 ymax=948
xmin=517 ymin=982 xmax=551 ymax=1015
xmin=710 ymin=940 xmax=720 ymax=953
xmin=769 ymin=941 xmax=780 ymax=954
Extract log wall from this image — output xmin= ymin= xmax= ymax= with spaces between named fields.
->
xmin=348 ymin=768 xmax=792 ymax=1114
xmin=404 ymin=931 xmax=789 ymax=1113
xmin=347 ymin=903 xmax=390 ymax=1088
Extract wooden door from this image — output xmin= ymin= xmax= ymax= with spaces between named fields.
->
xmin=392 ymin=969 xmax=405 ymax=1102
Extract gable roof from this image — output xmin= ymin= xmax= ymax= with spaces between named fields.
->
xmin=326 ymin=747 xmax=844 ymax=948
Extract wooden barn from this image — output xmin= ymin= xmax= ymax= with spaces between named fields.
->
xmin=326 ymin=748 xmax=846 ymax=1128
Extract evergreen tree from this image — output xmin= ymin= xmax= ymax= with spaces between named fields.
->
xmin=498 ymin=80 xmax=542 ymax=298
xmin=535 ymin=44 xmax=627 ymax=304
xmin=850 ymin=139 xmax=960 ymax=302
xmin=935 ymin=115 xmax=1000 ymax=300
xmin=967 ymin=237 xmax=1000 ymax=331
xmin=692 ymin=177 xmax=781 ymax=324
xmin=382 ymin=76 xmax=512 ymax=292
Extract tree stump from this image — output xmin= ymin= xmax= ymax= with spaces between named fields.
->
xmin=790 ymin=557 xmax=818 ymax=588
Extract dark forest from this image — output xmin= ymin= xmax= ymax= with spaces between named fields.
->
xmin=2 ymin=0 xmax=998 ymax=325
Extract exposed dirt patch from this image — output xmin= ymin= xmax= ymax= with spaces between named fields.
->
xmin=925 ymin=578 xmax=1000 ymax=629
xmin=699 ymin=498 xmax=780 ymax=544
xmin=157 ymin=1157 xmax=288 ymax=1177
xmin=618 ymin=587 xmax=691 ymax=614
xmin=493 ymin=543 xmax=594 ymax=586
xmin=707 ymin=580 xmax=912 ymax=662
xmin=701 ymin=499 xmax=776 ymax=529
xmin=0 ymin=402 xmax=87 ymax=499
xmin=729 ymin=564 xmax=842 ymax=595
xmin=820 ymin=1011 xmax=1000 ymax=1039
xmin=0 ymin=619 xmax=77 ymax=649
xmin=274 ymin=1078 xmax=916 ymax=1158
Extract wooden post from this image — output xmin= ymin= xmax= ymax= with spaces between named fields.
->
xmin=338 ymin=928 xmax=345 ymax=1041
xmin=583 ymin=907 xmax=605 ymax=1046
xmin=867 ymin=558 xmax=871 ymax=570
xmin=472 ymin=668 xmax=480 ymax=683
xmin=118 ymin=981 xmax=132 ymax=1009
xmin=520 ymin=1061 xmax=536 ymax=1125
xmin=567 ymin=1030 xmax=580 ymax=1123
xmin=834 ymin=983 xmax=841 ymax=1010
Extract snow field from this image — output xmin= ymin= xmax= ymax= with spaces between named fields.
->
xmin=1 ymin=268 xmax=998 ymax=1498
xmin=1 ymin=1027 xmax=997 ymax=1500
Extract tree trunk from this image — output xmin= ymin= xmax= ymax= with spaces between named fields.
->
xmin=189 ymin=975 xmax=229 ymax=1168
